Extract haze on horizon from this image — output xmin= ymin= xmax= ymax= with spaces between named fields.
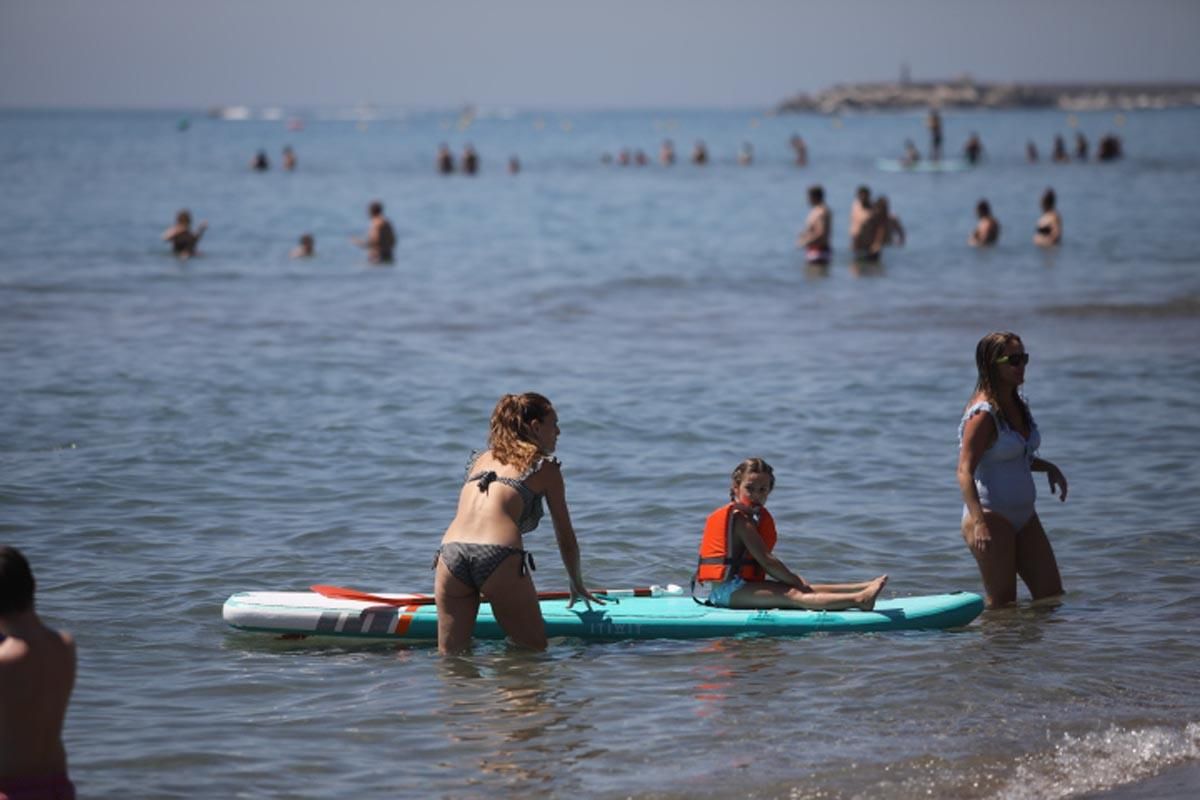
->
xmin=2 ymin=0 xmax=1198 ymax=111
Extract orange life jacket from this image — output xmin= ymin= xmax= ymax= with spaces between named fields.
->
xmin=695 ymin=503 xmax=777 ymax=583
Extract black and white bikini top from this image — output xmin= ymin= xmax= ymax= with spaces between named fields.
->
xmin=464 ymin=450 xmax=554 ymax=535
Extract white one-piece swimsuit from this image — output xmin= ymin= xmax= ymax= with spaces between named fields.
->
xmin=959 ymin=401 xmax=1041 ymax=530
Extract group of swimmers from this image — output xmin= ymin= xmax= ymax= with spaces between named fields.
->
xmin=435 ymin=143 xmax=521 ymax=175
xmin=796 ymin=183 xmax=1062 ymax=265
xmin=601 ymin=135 xmax=809 ymax=168
xmin=1035 ymin=131 xmax=1124 ymax=163
xmin=162 ymin=201 xmax=396 ymax=264
xmin=165 ymin=184 xmax=1060 ymax=266
xmin=917 ymin=108 xmax=1123 ymax=166
xmin=249 ymin=146 xmax=297 ymax=172
xmin=172 ymin=117 xmax=1092 ymax=264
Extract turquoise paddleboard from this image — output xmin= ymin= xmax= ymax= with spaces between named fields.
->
xmin=223 ymin=588 xmax=983 ymax=641
xmin=875 ymin=157 xmax=972 ymax=173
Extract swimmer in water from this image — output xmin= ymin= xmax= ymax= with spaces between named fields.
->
xmin=969 ymin=200 xmax=1000 ymax=247
xmin=926 ymin=108 xmax=943 ymax=160
xmin=437 ymin=143 xmax=455 ymax=175
xmin=848 ymin=185 xmax=872 ymax=252
xmin=659 ymin=139 xmax=675 ymax=166
xmin=161 ymin=210 xmax=207 ymax=260
xmin=352 ymin=201 xmax=396 ymax=265
xmin=0 ymin=547 xmax=77 ymax=800
xmin=290 ymin=233 xmax=315 ymax=259
xmin=790 ymin=134 xmax=807 ymax=166
xmin=1034 ymin=189 xmax=1062 ymax=247
xmin=796 ymin=184 xmax=832 ymax=266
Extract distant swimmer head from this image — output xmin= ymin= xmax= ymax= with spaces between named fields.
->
xmin=368 ymin=200 xmax=384 ymax=217
xmin=729 ymin=457 xmax=776 ymax=504
xmin=977 ymin=199 xmax=992 ymax=218
xmin=856 ymin=185 xmax=871 ymax=204
xmin=807 ymin=184 xmax=825 ymax=205
xmin=176 ymin=209 xmax=192 ymax=226
xmin=490 ymin=392 xmax=557 ymax=469
xmin=1041 ymin=188 xmax=1056 ymax=211
xmin=0 ymin=545 xmax=36 ymax=615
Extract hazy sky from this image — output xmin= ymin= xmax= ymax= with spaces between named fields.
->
xmin=2 ymin=0 xmax=1198 ymax=110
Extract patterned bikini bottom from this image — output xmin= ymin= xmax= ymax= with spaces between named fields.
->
xmin=433 ymin=542 xmax=536 ymax=591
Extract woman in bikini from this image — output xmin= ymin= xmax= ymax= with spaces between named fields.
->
xmin=957 ymin=332 xmax=1069 ymax=608
xmin=434 ymin=393 xmax=603 ymax=653
xmin=1034 ymin=188 xmax=1062 ymax=247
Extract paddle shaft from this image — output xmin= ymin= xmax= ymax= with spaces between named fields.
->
xmin=311 ymin=584 xmax=657 ymax=607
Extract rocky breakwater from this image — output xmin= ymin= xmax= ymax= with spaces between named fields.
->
xmin=777 ymin=81 xmax=1200 ymax=113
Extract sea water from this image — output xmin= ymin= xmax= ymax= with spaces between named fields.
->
xmin=2 ymin=107 xmax=1199 ymax=798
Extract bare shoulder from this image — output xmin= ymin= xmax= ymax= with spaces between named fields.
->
xmin=961 ymin=399 xmax=997 ymax=440
xmin=526 ymin=456 xmax=564 ymax=491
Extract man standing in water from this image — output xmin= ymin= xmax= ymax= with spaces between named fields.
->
xmin=796 ymin=184 xmax=832 ymax=266
xmin=0 ymin=546 xmax=76 ymax=799
xmin=927 ymin=108 xmax=943 ymax=161
xmin=353 ymin=200 xmax=396 ymax=265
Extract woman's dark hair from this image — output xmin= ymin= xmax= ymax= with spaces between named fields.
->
xmin=1041 ymin=188 xmax=1056 ymax=211
xmin=0 ymin=546 xmax=36 ymax=615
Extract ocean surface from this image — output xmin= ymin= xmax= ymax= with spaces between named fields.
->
xmin=2 ymin=106 xmax=1199 ymax=799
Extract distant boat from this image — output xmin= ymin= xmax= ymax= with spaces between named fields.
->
xmin=208 ymin=105 xmax=251 ymax=121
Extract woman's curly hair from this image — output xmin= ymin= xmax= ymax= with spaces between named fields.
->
xmin=489 ymin=393 xmax=554 ymax=472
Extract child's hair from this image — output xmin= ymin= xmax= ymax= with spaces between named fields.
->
xmin=729 ymin=457 xmax=776 ymax=501
xmin=489 ymin=393 xmax=554 ymax=472
xmin=972 ymin=331 xmax=1031 ymax=426
xmin=0 ymin=545 xmax=36 ymax=615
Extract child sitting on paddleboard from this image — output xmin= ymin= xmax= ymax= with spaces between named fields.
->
xmin=694 ymin=458 xmax=887 ymax=610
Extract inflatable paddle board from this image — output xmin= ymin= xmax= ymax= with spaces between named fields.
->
xmin=875 ymin=157 xmax=972 ymax=173
xmin=223 ymin=587 xmax=983 ymax=641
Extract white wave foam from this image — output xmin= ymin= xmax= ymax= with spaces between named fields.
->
xmin=994 ymin=722 xmax=1200 ymax=800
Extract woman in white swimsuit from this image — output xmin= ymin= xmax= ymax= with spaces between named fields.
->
xmin=434 ymin=393 xmax=603 ymax=653
xmin=957 ymin=332 xmax=1068 ymax=608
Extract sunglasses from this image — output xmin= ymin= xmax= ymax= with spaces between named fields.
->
xmin=995 ymin=352 xmax=1030 ymax=367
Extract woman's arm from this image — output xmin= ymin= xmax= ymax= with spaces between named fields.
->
xmin=1030 ymin=457 xmax=1069 ymax=501
xmin=540 ymin=461 xmax=604 ymax=607
xmin=733 ymin=511 xmax=812 ymax=592
xmin=958 ymin=410 xmax=995 ymax=550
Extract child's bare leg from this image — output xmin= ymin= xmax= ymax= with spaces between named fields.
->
xmin=730 ymin=577 xmax=887 ymax=611
xmin=808 ymin=575 xmax=888 ymax=594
